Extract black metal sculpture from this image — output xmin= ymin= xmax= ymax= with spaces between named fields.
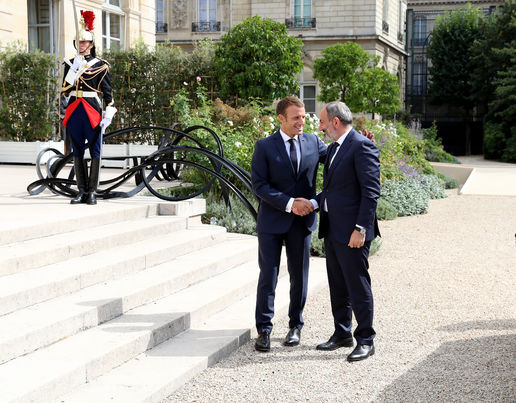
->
xmin=27 ymin=125 xmax=258 ymax=220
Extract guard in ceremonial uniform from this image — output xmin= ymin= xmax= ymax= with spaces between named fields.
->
xmin=61 ymin=10 xmax=116 ymax=205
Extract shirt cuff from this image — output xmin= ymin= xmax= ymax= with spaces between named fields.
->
xmin=285 ymin=197 xmax=294 ymax=213
xmin=310 ymin=199 xmax=319 ymax=210
xmin=355 ymin=224 xmax=365 ymax=230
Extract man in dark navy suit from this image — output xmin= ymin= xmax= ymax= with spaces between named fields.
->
xmin=251 ymin=97 xmax=327 ymax=352
xmin=311 ymin=101 xmax=381 ymax=361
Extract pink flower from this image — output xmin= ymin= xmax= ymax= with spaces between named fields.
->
xmin=196 ymin=76 xmax=202 ymax=82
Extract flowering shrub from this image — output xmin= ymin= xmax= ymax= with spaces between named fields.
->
xmin=422 ymin=122 xmax=458 ymax=163
xmin=368 ymin=120 xmax=435 ymax=182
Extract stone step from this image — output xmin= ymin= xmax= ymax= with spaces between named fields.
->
xmin=0 ymin=232 xmax=256 ymax=365
xmin=0 ymin=246 xmax=269 ymax=403
xmin=0 ymin=203 xmax=160 ymax=246
xmin=0 ymin=214 xmax=188 ymax=277
xmin=0 ymin=225 xmax=228 ymax=316
xmin=60 ymin=257 xmax=328 ymax=403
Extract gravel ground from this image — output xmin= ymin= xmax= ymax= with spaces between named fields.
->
xmin=163 ymin=190 xmax=516 ymax=403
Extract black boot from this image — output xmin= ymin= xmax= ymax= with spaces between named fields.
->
xmin=86 ymin=157 xmax=100 ymax=205
xmin=70 ymin=157 xmax=87 ymax=204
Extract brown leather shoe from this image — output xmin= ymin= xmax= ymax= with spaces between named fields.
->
xmin=283 ymin=327 xmax=301 ymax=346
xmin=316 ymin=335 xmax=354 ymax=351
xmin=255 ymin=332 xmax=270 ymax=352
xmin=347 ymin=344 xmax=375 ymax=361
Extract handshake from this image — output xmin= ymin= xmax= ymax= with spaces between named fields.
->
xmin=292 ymin=197 xmax=314 ymax=216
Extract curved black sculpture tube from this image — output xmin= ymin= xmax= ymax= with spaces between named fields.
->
xmin=27 ymin=125 xmax=258 ymax=221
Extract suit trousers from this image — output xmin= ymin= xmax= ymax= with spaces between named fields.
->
xmin=255 ymin=217 xmax=311 ymax=334
xmin=324 ymin=235 xmax=376 ymax=345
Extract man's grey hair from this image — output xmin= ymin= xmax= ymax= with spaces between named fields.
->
xmin=325 ymin=101 xmax=353 ymax=125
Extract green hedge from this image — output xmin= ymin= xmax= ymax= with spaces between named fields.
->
xmin=103 ymin=40 xmax=219 ymax=143
xmin=0 ymin=43 xmax=58 ymax=141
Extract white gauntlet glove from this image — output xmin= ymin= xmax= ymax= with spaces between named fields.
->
xmin=99 ymin=106 xmax=117 ymax=135
xmin=71 ymin=55 xmax=86 ymax=72
xmin=65 ymin=56 xmax=86 ymax=85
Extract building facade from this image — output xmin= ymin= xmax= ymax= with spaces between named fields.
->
xmin=405 ymin=0 xmax=503 ymax=154
xmin=157 ymin=0 xmax=408 ymax=114
xmin=0 ymin=0 xmax=156 ymax=60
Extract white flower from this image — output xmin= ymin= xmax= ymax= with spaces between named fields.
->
xmin=227 ymin=120 xmax=233 ymax=126
xmin=268 ymin=116 xmax=274 ymax=122
xmin=270 ymin=123 xmax=274 ymax=129
xmin=183 ymin=81 xmax=188 ymax=86
xmin=235 ymin=141 xmax=242 ymax=147
xmin=263 ymin=131 xmax=269 ymax=136
xmin=253 ymin=117 xmax=260 ymax=124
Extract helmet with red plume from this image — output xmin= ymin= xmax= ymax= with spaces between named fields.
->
xmin=74 ymin=10 xmax=96 ymax=56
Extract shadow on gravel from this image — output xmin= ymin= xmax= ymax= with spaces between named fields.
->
xmin=436 ymin=319 xmax=516 ymax=333
xmin=376 ymin=333 xmax=516 ymax=403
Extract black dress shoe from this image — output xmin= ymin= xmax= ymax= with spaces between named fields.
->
xmin=347 ymin=344 xmax=375 ymax=361
xmin=255 ymin=332 xmax=270 ymax=352
xmin=316 ymin=335 xmax=354 ymax=351
xmin=283 ymin=327 xmax=301 ymax=346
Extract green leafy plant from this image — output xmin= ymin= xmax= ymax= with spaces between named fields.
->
xmin=202 ymin=195 xmax=257 ymax=236
xmin=416 ymin=174 xmax=447 ymax=199
xmin=381 ymin=177 xmax=429 ymax=216
xmin=376 ymin=197 xmax=398 ymax=220
xmin=0 ymin=43 xmax=58 ymax=141
xmin=422 ymin=122 xmax=457 ymax=163
xmin=214 ymin=16 xmax=304 ymax=105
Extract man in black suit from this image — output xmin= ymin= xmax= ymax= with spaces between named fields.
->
xmin=313 ymin=101 xmax=381 ymax=361
xmin=251 ymin=97 xmax=327 ymax=352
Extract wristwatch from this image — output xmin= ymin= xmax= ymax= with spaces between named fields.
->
xmin=355 ymin=225 xmax=366 ymax=235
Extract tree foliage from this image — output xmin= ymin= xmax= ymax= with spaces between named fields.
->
xmin=313 ymin=42 xmax=370 ymax=108
xmin=313 ymin=42 xmax=400 ymax=117
xmin=472 ymin=0 xmax=516 ymax=161
xmin=427 ymin=5 xmax=484 ymax=154
xmin=214 ymin=16 xmax=304 ymax=105
xmin=358 ymin=67 xmax=401 ymax=118
xmin=427 ymin=4 xmax=483 ymax=109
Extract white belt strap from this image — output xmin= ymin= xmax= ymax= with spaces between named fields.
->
xmin=70 ymin=90 xmax=101 ymax=105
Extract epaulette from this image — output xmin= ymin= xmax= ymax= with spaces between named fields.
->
xmin=97 ymin=57 xmax=110 ymax=67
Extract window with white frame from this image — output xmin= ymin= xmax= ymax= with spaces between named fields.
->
xmin=102 ymin=0 xmax=123 ymax=51
xmin=299 ymin=85 xmax=316 ymax=114
xmin=156 ymin=0 xmax=167 ymax=32
xmin=196 ymin=0 xmax=217 ymax=32
xmin=382 ymin=0 xmax=390 ymax=32
xmin=27 ymin=0 xmax=56 ymax=53
xmin=294 ymin=0 xmax=312 ymax=28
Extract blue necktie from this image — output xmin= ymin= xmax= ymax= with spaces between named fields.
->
xmin=288 ymin=138 xmax=298 ymax=174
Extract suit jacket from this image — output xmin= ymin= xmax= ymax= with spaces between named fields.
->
xmin=316 ymin=128 xmax=381 ymax=243
xmin=251 ymin=130 xmax=327 ymax=234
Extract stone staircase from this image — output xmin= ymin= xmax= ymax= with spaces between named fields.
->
xmin=0 ymin=199 xmax=327 ymax=402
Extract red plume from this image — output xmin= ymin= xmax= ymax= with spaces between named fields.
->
xmin=80 ymin=10 xmax=95 ymax=31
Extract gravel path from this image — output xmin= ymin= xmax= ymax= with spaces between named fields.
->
xmin=163 ymin=190 xmax=516 ymax=402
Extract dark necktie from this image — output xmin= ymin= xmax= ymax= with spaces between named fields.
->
xmin=326 ymin=142 xmax=338 ymax=169
xmin=288 ymin=138 xmax=298 ymax=174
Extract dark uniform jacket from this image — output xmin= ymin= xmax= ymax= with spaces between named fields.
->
xmin=61 ymin=54 xmax=113 ymax=127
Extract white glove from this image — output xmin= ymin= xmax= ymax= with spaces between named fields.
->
xmin=99 ymin=117 xmax=112 ymax=135
xmin=71 ymin=56 xmax=86 ymax=72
